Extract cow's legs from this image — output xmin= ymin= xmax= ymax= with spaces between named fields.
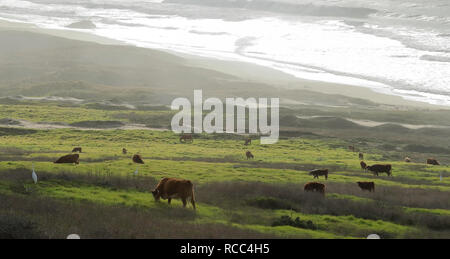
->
xmin=182 ymin=198 xmax=187 ymax=208
xmin=168 ymin=198 xmax=172 ymax=204
xmin=191 ymin=199 xmax=196 ymax=210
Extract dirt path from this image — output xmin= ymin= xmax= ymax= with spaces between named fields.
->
xmin=0 ymin=119 xmax=169 ymax=131
xmin=296 ymin=115 xmax=450 ymax=130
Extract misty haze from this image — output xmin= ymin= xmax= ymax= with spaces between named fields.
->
xmin=0 ymin=0 xmax=449 ymax=240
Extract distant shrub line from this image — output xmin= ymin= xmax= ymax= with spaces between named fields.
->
xmin=272 ymin=215 xmax=317 ymax=230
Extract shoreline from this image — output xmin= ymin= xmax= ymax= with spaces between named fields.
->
xmin=0 ymin=18 xmax=447 ymax=110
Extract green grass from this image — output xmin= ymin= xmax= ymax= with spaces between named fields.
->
xmin=0 ymin=100 xmax=449 ymax=239
xmin=0 ymin=125 xmax=449 ymax=239
xmin=0 ymin=103 xmax=173 ymax=125
xmin=1 ymin=30 xmax=449 ymax=239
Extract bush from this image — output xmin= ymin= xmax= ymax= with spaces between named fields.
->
xmin=0 ymin=214 xmax=43 ymax=239
xmin=403 ymin=144 xmax=450 ymax=154
xmin=246 ymin=197 xmax=293 ymax=210
xmin=0 ymin=127 xmax=37 ymax=136
xmin=0 ymin=193 xmax=274 ymax=239
xmin=272 ymin=215 xmax=317 ymax=230
xmin=69 ymin=121 xmax=125 ymax=128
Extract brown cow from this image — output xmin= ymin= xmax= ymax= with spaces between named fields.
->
xmin=304 ymin=182 xmax=325 ymax=195
xmin=427 ymin=158 xmax=440 ymax=165
xmin=357 ymin=181 xmax=375 ymax=192
xmin=244 ymin=138 xmax=252 ymax=146
xmin=366 ymin=164 xmax=392 ymax=176
xmin=359 ymin=152 xmax=364 ymax=160
xmin=151 ymin=177 xmax=196 ymax=209
xmin=180 ymin=134 xmax=193 ymax=143
xmin=404 ymin=157 xmax=411 ymax=163
xmin=348 ymin=145 xmax=355 ymax=152
xmin=360 ymin=161 xmax=367 ymax=170
xmin=72 ymin=147 xmax=82 ymax=153
xmin=309 ymin=169 xmax=328 ymax=180
xmin=246 ymin=151 xmax=254 ymax=160
xmin=132 ymin=154 xmax=144 ymax=164
xmin=122 ymin=148 xmax=127 ymax=155
xmin=54 ymin=154 xmax=79 ymax=164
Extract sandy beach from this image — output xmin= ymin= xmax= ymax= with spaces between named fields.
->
xmin=0 ymin=18 xmax=446 ymax=110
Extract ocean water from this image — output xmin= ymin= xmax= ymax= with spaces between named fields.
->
xmin=0 ymin=0 xmax=449 ymax=105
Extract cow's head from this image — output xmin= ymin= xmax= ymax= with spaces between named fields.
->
xmin=151 ymin=189 xmax=160 ymax=201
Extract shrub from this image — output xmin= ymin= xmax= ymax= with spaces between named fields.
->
xmin=272 ymin=215 xmax=317 ymax=230
xmin=0 ymin=214 xmax=43 ymax=239
xmin=245 ymin=197 xmax=293 ymax=210
xmin=403 ymin=144 xmax=450 ymax=154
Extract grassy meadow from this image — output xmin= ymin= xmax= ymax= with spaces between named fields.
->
xmin=0 ymin=29 xmax=449 ymax=239
xmin=1 ymin=102 xmax=449 ymax=239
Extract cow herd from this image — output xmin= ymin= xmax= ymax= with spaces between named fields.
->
xmin=304 ymin=147 xmax=443 ymax=196
xmin=48 ymin=137 xmax=444 ymax=209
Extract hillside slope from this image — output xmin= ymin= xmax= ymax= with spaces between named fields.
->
xmin=0 ymin=30 xmax=376 ymax=107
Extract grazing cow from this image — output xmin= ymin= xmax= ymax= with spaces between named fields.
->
xmin=122 ymin=148 xmax=127 ymax=155
xmin=180 ymin=134 xmax=193 ymax=143
xmin=246 ymin=151 xmax=254 ymax=160
xmin=427 ymin=158 xmax=440 ymax=165
xmin=244 ymin=138 xmax=252 ymax=146
xmin=132 ymin=154 xmax=144 ymax=164
xmin=304 ymin=182 xmax=325 ymax=195
xmin=366 ymin=164 xmax=392 ymax=176
xmin=54 ymin=154 xmax=79 ymax=164
xmin=72 ymin=147 xmax=82 ymax=153
xmin=360 ymin=161 xmax=367 ymax=170
xmin=359 ymin=152 xmax=364 ymax=160
xmin=404 ymin=157 xmax=411 ymax=163
xmin=348 ymin=145 xmax=355 ymax=152
xmin=357 ymin=181 xmax=375 ymax=192
xmin=309 ymin=169 xmax=328 ymax=180
xmin=151 ymin=177 xmax=196 ymax=209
